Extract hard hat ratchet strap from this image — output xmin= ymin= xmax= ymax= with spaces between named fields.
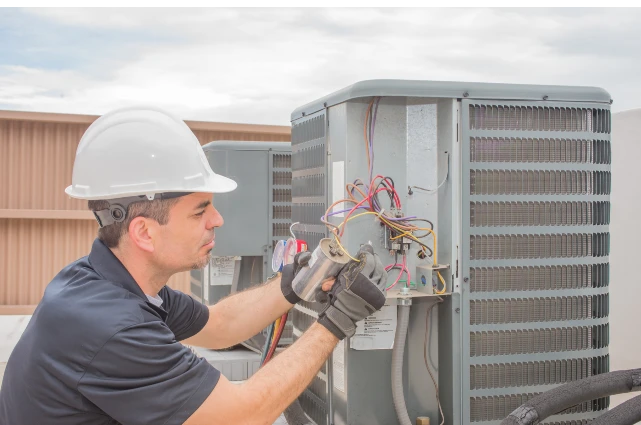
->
xmin=92 ymin=192 xmax=193 ymax=228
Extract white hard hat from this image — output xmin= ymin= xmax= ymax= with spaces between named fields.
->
xmin=65 ymin=106 xmax=237 ymax=201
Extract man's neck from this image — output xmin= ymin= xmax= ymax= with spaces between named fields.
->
xmin=110 ymin=246 xmax=169 ymax=296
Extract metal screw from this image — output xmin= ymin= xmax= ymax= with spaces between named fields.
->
xmin=455 ymin=308 xmax=460 ymax=313
xmin=543 ymin=95 xmax=549 ymax=100
xmin=464 ymin=277 xmax=469 ymax=282
xmin=463 ymin=92 xmax=469 ymax=98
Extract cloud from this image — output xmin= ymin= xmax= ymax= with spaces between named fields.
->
xmin=1 ymin=8 xmax=640 ymax=125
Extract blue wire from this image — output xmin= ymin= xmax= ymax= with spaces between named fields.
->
xmin=260 ymin=322 xmax=275 ymax=365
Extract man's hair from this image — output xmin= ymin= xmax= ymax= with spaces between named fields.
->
xmin=88 ymin=198 xmax=180 ymax=248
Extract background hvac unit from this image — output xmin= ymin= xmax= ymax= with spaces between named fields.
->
xmin=289 ymin=81 xmax=611 ymax=425
xmin=190 ymin=141 xmax=293 ymax=351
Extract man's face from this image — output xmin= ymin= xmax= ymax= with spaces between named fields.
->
xmin=153 ymin=192 xmax=223 ymax=272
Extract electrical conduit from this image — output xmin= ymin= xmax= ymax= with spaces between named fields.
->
xmin=392 ymin=300 xmax=413 ymax=425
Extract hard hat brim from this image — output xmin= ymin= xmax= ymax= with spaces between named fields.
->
xmin=65 ymin=172 xmax=237 ymax=200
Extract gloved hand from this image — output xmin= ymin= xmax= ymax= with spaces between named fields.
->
xmin=280 ymin=251 xmax=312 ymax=304
xmin=317 ymin=244 xmax=387 ymax=340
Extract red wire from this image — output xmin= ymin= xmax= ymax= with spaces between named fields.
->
xmin=403 ymin=255 xmax=410 ymax=288
xmin=264 ymin=313 xmax=288 ymax=363
xmin=384 ymin=177 xmax=401 ymax=207
xmin=370 ymin=175 xmax=401 ymax=209
xmin=385 ymin=256 xmax=409 ymax=291
xmin=340 ymin=187 xmax=388 ymax=237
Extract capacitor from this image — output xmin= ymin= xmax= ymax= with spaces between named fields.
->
xmin=290 ymin=238 xmax=350 ymax=302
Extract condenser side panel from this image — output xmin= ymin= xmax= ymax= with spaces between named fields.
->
xmin=291 ymin=109 xmax=330 ymax=425
xmin=332 ymin=98 xmax=406 ymax=425
xmin=460 ymin=101 xmax=611 ymax=424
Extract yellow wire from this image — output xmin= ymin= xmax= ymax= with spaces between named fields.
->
xmin=331 ymin=211 xmax=448 ymax=296
xmin=332 ymin=236 xmax=360 ymax=262
xmin=272 ymin=317 xmax=281 ymax=344
xmin=331 ymin=212 xmax=381 ymax=262
xmin=336 ymin=211 xmax=438 ymax=262
xmin=336 ymin=211 xmax=379 ymax=228
xmin=338 ymin=211 xmax=448 ymax=293
xmin=435 ymin=272 xmax=447 ymax=294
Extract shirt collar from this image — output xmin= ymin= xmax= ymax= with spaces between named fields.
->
xmin=88 ymin=238 xmax=147 ymax=300
xmin=145 ymin=294 xmax=164 ymax=307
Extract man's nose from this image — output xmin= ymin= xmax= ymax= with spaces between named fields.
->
xmin=207 ymin=206 xmax=224 ymax=229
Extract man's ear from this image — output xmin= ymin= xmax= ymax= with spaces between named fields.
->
xmin=127 ymin=217 xmax=156 ymax=253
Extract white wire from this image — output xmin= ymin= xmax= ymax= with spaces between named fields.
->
xmin=289 ymin=222 xmax=299 ymax=239
xmin=410 ymin=153 xmax=450 ymax=194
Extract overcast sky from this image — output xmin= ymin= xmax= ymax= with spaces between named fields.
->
xmin=1 ymin=8 xmax=640 ymax=125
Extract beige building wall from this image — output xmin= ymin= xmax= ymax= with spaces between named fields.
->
xmin=609 ymin=108 xmax=641 ymax=407
xmin=0 ymin=110 xmax=290 ymax=313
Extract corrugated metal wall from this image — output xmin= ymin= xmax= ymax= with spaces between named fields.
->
xmin=0 ymin=110 xmax=290 ymax=313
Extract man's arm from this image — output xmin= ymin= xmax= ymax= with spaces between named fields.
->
xmin=184 ymin=244 xmax=387 ymax=425
xmin=184 ymin=322 xmax=338 ymax=425
xmin=183 ymin=275 xmax=292 ymax=349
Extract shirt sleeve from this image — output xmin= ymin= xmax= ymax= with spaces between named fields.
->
xmin=159 ymin=286 xmax=210 ymax=341
xmin=77 ymin=321 xmax=220 ymax=425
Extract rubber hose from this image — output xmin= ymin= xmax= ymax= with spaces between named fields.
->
xmin=392 ymin=304 xmax=413 ymax=425
xmin=501 ymin=369 xmax=641 ymax=425
xmin=590 ymin=394 xmax=641 ymax=425
xmin=283 ymin=398 xmax=314 ymax=425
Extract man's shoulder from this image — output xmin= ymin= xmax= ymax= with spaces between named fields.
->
xmin=35 ymin=258 xmax=154 ymax=349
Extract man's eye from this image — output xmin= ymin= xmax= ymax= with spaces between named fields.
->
xmin=195 ymin=211 xmax=205 ymax=217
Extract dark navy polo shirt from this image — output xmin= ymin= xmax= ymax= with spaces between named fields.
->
xmin=0 ymin=239 xmax=220 ymax=425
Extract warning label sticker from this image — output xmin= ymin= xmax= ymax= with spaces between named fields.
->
xmin=210 ymin=256 xmax=240 ymax=286
xmin=350 ymin=301 xmax=397 ymax=350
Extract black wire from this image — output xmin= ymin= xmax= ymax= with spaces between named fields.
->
xmin=373 ymin=177 xmax=400 ymax=214
xmin=405 ymin=218 xmax=434 ymax=230
xmin=371 ymin=178 xmax=396 ymax=212
xmin=394 ymin=231 xmax=433 ymax=257
xmin=422 ymin=245 xmax=434 ymax=258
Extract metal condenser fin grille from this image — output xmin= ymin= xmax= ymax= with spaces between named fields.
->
xmin=469 ymin=105 xmax=610 ymax=133
xmin=470 ymin=201 xmax=610 ymax=227
xmin=470 ymin=324 xmax=609 ymax=356
xmin=469 ymin=233 xmax=609 ymax=260
xmin=470 ymin=264 xmax=611 ymax=292
xmin=470 ymin=355 xmax=609 ymax=390
xmin=292 ymin=144 xmax=325 ymax=171
xmin=470 ymin=394 xmax=608 ymax=422
xmin=470 ymin=138 xmax=611 ymax=164
xmin=292 ymin=115 xmax=325 ymax=145
xmin=470 ymin=295 xmax=608 ymax=324
xmin=470 ymin=170 xmax=611 ymax=195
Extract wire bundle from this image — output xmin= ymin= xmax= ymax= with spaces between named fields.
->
xmin=320 ymin=98 xmax=446 ymax=294
xmin=260 ymin=312 xmax=288 ymax=366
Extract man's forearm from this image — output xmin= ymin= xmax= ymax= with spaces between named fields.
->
xmin=240 ymin=323 xmax=338 ymax=423
xmin=188 ymin=275 xmax=293 ymax=349
xmin=185 ymin=323 xmax=339 ymax=425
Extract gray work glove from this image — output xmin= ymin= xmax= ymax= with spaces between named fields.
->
xmin=280 ymin=251 xmax=312 ymax=304
xmin=317 ymin=244 xmax=387 ymax=340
